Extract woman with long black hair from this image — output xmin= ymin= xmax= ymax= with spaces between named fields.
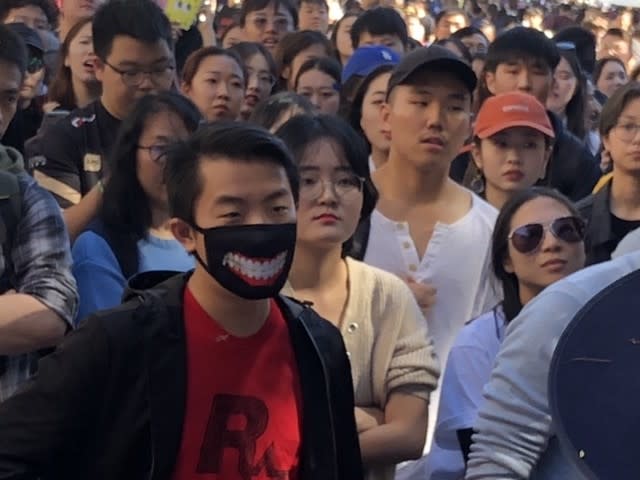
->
xmin=72 ymin=92 xmax=201 ymax=321
xmin=428 ymin=187 xmax=586 ymax=479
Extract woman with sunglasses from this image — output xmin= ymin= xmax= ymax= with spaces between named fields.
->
xmin=71 ymin=92 xmax=201 ymax=322
xmin=277 ymin=114 xmax=439 ymax=480
xmin=429 ymin=187 xmax=586 ymax=480
xmin=2 ymin=23 xmax=47 ymax=154
xmin=577 ymin=82 xmax=640 ymax=265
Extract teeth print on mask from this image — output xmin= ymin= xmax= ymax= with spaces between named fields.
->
xmin=222 ymin=251 xmax=288 ymax=286
xmin=192 ymin=222 xmax=296 ymax=300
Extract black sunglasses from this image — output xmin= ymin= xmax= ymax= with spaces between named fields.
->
xmin=27 ymin=56 xmax=44 ymax=74
xmin=509 ymin=216 xmax=586 ymax=254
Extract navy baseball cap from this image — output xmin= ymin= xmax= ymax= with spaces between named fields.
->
xmin=6 ymin=23 xmax=43 ymax=53
xmin=387 ymin=45 xmax=477 ymax=97
xmin=341 ymin=45 xmax=401 ymax=85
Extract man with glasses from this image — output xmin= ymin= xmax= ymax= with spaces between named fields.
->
xmin=28 ymin=0 xmax=175 ymax=241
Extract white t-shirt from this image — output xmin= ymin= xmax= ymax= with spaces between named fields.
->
xmin=427 ymin=307 xmax=506 ymax=480
xmin=363 ymin=191 xmax=499 ymax=480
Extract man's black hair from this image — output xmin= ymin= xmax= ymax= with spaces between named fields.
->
xmin=300 ymin=0 xmax=328 ymax=8
xmin=165 ymin=122 xmax=299 ymax=225
xmin=485 ymin=26 xmax=561 ymax=73
xmin=451 ymin=26 xmax=487 ymax=43
xmin=0 ymin=24 xmax=27 ymax=77
xmin=92 ymin=0 xmax=173 ymax=61
xmin=350 ymin=7 xmax=408 ymax=49
xmin=554 ymin=26 xmax=597 ymax=75
xmin=239 ymin=0 xmax=298 ymax=30
xmin=0 ymin=0 xmax=58 ymax=28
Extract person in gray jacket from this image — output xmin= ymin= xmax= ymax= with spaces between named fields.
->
xmin=466 ymin=250 xmax=640 ymax=479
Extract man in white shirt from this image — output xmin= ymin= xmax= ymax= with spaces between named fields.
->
xmin=361 ymin=45 xmax=499 ymax=479
xmin=466 ymin=251 xmax=640 ymax=479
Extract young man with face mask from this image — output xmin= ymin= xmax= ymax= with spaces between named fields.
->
xmin=0 ymin=122 xmax=363 ymax=480
xmin=27 ymin=0 xmax=175 ymax=242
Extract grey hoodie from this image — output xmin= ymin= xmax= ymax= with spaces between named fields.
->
xmin=466 ymin=252 xmax=640 ymax=479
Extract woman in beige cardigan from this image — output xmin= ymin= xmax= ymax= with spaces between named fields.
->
xmin=277 ymin=114 xmax=440 ymax=480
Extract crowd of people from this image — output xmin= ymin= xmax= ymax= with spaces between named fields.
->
xmin=0 ymin=0 xmax=638 ymax=478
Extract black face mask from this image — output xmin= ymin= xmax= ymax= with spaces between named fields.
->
xmin=192 ymin=223 xmax=296 ymax=300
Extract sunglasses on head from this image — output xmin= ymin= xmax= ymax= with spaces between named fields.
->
xmin=509 ymin=216 xmax=586 ymax=254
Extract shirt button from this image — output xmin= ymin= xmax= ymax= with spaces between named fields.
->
xmin=403 ymin=241 xmax=411 ymax=249
xmin=346 ymin=351 xmax=351 ymax=358
xmin=396 ymin=223 xmax=404 ymax=230
xmin=409 ymin=264 xmax=418 ymax=272
xmin=347 ymin=323 xmax=358 ymax=333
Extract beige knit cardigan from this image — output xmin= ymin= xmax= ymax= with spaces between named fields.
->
xmin=284 ymin=257 xmax=440 ymax=480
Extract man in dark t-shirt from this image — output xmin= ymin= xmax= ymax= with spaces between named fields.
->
xmin=28 ymin=0 xmax=175 ymax=240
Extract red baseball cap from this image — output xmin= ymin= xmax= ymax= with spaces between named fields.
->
xmin=474 ymin=92 xmax=555 ymax=140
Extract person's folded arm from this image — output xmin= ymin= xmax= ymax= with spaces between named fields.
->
xmin=359 ymin=390 xmax=429 ymax=465
xmin=0 ymin=176 xmax=77 ymax=355
xmin=465 ymin=291 xmax=584 ymax=479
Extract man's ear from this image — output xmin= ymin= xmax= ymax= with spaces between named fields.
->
xmin=170 ymin=218 xmax=198 ymax=253
xmin=484 ymin=70 xmax=497 ymax=95
xmin=94 ymin=57 xmax=106 ymax=83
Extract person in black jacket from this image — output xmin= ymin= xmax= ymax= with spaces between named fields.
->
xmin=0 ymin=122 xmax=364 ymax=480
xmin=577 ymin=82 xmax=640 ymax=266
xmin=450 ymin=27 xmax=601 ymax=202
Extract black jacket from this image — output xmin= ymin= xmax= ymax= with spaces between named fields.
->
xmin=576 ymin=181 xmax=618 ymax=266
xmin=450 ymin=111 xmax=601 ymax=202
xmin=0 ymin=272 xmax=364 ymax=480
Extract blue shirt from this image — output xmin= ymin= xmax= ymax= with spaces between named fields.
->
xmin=72 ymin=231 xmax=193 ymax=322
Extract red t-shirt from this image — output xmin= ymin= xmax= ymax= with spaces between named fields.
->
xmin=172 ymin=288 xmax=303 ymax=480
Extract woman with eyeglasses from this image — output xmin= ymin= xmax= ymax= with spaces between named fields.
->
xmin=429 ymin=187 xmax=585 ymax=480
xmin=71 ymin=92 xmax=200 ymax=322
xmin=577 ymin=82 xmax=640 ymax=265
xmin=277 ymin=114 xmax=439 ymax=479
xmin=181 ymin=47 xmax=245 ymax=122
xmin=227 ymin=42 xmax=277 ymax=120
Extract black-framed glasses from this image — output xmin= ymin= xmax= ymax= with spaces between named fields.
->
xmin=27 ymin=56 xmax=44 ymax=74
xmin=138 ymin=144 xmax=169 ymax=163
xmin=509 ymin=216 xmax=585 ymax=254
xmin=105 ymin=61 xmax=175 ymax=87
xmin=614 ymin=122 xmax=640 ymax=142
xmin=299 ymin=174 xmax=365 ymax=200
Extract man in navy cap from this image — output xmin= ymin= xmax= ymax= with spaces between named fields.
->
xmin=352 ymin=45 xmax=499 ymax=480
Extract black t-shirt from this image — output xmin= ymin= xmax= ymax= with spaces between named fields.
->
xmin=610 ymin=213 xmax=640 ymax=247
xmin=27 ymin=100 xmax=120 ymax=208
xmin=3 ymin=101 xmax=44 ymax=155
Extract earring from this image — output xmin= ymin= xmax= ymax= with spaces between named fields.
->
xmin=470 ymin=171 xmax=485 ymax=194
